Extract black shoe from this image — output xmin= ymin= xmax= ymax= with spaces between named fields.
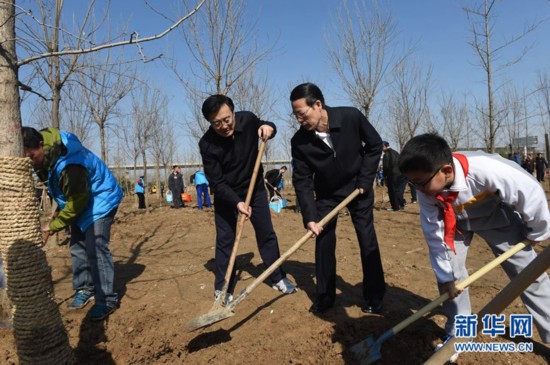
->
xmin=309 ymin=295 xmax=334 ymax=314
xmin=361 ymin=301 xmax=383 ymax=314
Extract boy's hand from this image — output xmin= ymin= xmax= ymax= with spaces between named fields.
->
xmin=438 ymin=280 xmax=463 ymax=299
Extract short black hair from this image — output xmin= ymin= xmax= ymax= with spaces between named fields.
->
xmin=399 ymin=133 xmax=452 ymax=174
xmin=290 ymin=83 xmax=325 ymax=107
xmin=201 ymin=94 xmax=235 ymax=121
xmin=281 ymin=165 xmax=287 ymax=171
xmin=22 ymin=127 xmax=43 ymax=149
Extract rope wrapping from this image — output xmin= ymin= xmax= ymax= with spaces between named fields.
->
xmin=0 ymin=156 xmax=74 ymax=364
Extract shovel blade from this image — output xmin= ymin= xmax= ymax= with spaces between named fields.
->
xmin=184 ymin=307 xmax=235 ymax=332
xmin=350 ymin=336 xmax=381 ymax=365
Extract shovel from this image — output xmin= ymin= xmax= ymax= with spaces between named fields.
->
xmin=424 ymin=243 xmax=550 ymax=364
xmin=184 ymin=188 xmax=361 ymax=332
xmin=350 ymin=239 xmax=529 ymax=365
xmin=264 ymin=180 xmax=285 ymax=199
xmin=211 ymin=139 xmax=267 ymax=310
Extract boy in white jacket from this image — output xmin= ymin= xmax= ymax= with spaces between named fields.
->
xmin=398 ymin=133 xmax=550 ymax=347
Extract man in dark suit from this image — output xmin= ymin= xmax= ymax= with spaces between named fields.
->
xmin=382 ymin=141 xmax=407 ymax=211
xmin=168 ymin=165 xmax=185 ymax=208
xmin=290 ymin=82 xmax=386 ymax=314
xmin=264 ymin=165 xmax=287 ymax=199
xmin=199 ymin=94 xmax=297 ymax=304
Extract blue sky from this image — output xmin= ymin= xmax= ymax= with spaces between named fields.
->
xmin=19 ymin=0 xmax=550 ymax=159
xmin=250 ymin=0 xmax=550 ymax=103
xmin=120 ymin=0 xmax=550 ymax=118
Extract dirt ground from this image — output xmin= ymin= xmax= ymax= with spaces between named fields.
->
xmin=1 ymin=184 xmax=549 ymax=364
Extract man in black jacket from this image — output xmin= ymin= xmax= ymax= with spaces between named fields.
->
xmin=199 ymin=94 xmax=296 ymax=304
xmin=535 ymin=152 xmax=548 ymax=182
xmin=264 ymin=166 xmax=287 ymax=199
xmin=382 ymin=141 xmax=407 ymax=211
xmin=290 ymin=83 xmax=386 ymax=314
xmin=168 ymin=165 xmax=185 ymax=208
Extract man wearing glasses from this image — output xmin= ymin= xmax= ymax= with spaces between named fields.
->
xmin=199 ymin=94 xmax=297 ymax=304
xmin=289 ymin=83 xmax=386 ymax=314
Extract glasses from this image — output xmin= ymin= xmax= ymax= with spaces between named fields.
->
xmin=290 ymin=106 xmax=311 ymax=120
xmin=211 ymin=114 xmax=233 ymax=129
xmin=408 ymin=167 xmax=441 ymax=189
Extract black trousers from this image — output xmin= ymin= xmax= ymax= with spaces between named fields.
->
xmin=171 ymin=189 xmax=184 ymax=207
xmin=136 ymin=192 xmax=145 ymax=209
xmin=536 ymin=168 xmax=545 ymax=182
xmin=315 ymin=189 xmax=386 ymax=304
xmin=386 ymin=175 xmax=406 ymax=210
xmin=213 ymin=188 xmax=285 ymax=292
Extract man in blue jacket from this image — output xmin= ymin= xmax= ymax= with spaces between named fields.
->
xmin=23 ymin=127 xmax=122 ymax=321
xmin=191 ymin=170 xmax=212 ymax=210
xmin=135 ymin=176 xmax=146 ymax=209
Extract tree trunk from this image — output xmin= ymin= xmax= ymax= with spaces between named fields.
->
xmin=155 ymin=156 xmax=162 ymax=206
xmin=51 ymin=86 xmax=61 ymax=129
xmin=100 ymin=124 xmax=106 ymax=162
xmin=485 ymin=5 xmax=495 ymax=153
xmin=0 ymin=3 xmax=22 ymax=157
xmin=141 ymin=151 xmax=149 ymax=211
xmin=0 ymin=3 xmax=73 ymax=363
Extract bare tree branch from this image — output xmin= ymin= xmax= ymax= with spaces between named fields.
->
xmin=78 ymin=45 xmax=136 ymax=162
xmin=387 ymin=59 xmax=432 ymax=149
xmin=439 ymin=93 xmax=470 ymax=149
xmin=16 ymin=0 xmax=206 ymax=66
xmin=463 ymin=0 xmax=547 ymax=152
xmin=326 ymin=0 xmax=413 ymax=118
xmin=166 ymin=0 xmax=275 ymax=145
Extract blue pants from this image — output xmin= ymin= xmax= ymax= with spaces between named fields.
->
xmin=213 ymin=188 xmax=285 ymax=292
xmin=70 ymin=209 xmax=118 ymax=307
xmin=196 ymin=184 xmax=212 ymax=209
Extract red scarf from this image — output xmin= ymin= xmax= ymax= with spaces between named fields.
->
xmin=435 ymin=153 xmax=469 ymax=254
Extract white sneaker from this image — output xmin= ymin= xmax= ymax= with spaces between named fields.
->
xmin=214 ymin=290 xmax=233 ymax=306
xmin=272 ymin=277 xmax=297 ymax=294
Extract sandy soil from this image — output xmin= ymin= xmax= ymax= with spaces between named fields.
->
xmin=1 ymin=185 xmax=549 ymax=364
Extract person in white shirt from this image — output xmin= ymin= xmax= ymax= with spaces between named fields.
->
xmin=398 ymin=133 xmax=550 ymax=348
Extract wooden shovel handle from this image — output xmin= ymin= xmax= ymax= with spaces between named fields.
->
xmin=390 ymin=239 xmax=528 ymax=335
xmin=230 ymin=189 xmax=361 ymax=307
xmin=221 ymin=140 xmax=267 ymax=285
xmin=424 ymin=243 xmax=550 ymax=364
